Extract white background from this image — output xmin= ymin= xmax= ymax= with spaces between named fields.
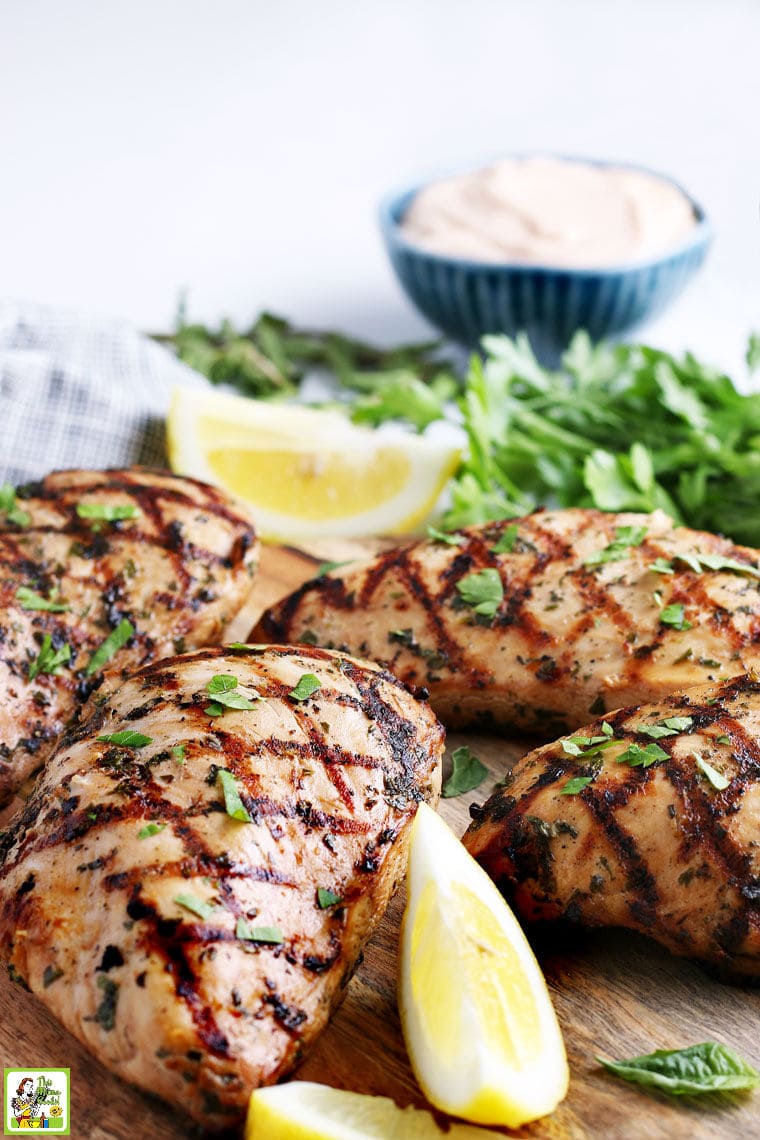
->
xmin=2 ymin=0 xmax=759 ymax=373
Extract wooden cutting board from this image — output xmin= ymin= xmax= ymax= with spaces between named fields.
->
xmin=2 ymin=542 xmax=759 ymax=1140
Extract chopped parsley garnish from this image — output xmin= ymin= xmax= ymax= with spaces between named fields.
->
xmin=716 ymin=734 xmax=731 ymax=746
xmin=455 ymin=568 xmax=503 ymax=618
xmin=16 ymin=586 xmax=71 ymax=613
xmin=653 ymin=552 xmax=760 ymax=580
xmin=174 ymin=893 xmax=216 ymax=920
xmin=427 ymin=524 xmax=465 ymax=546
xmin=596 ymin=1041 xmax=760 ymax=1095
xmin=138 ymin=822 xmax=166 ymax=839
xmin=584 ymin=525 xmax=648 ymax=567
xmin=616 ymin=742 xmax=669 ymax=768
xmin=659 ymin=603 xmax=692 ymax=631
xmin=97 ymin=730 xmax=152 ymax=747
xmin=235 ymin=919 xmax=283 ymax=943
xmin=442 ymin=746 xmax=488 ymax=798
xmin=490 ymin=523 xmax=519 ymax=554
xmin=317 ymin=887 xmax=342 ymax=909
xmin=561 ymin=722 xmax=615 ymax=758
xmin=85 ymin=618 xmax=134 ymax=675
xmin=76 ymin=502 xmax=141 ymax=522
xmin=694 ymin=754 xmax=730 ymax=791
xmin=315 ymin=560 xmax=350 ymax=578
xmin=172 ymin=743 xmax=186 ymax=763
xmin=204 ymin=673 xmax=257 ymax=716
xmin=0 ymin=483 xmax=30 ymax=528
xmin=289 ymin=673 xmax=322 ymax=701
xmin=560 ymin=775 xmax=594 ymax=796
xmin=637 ymin=716 xmax=693 ymax=739
xmin=28 ymin=634 xmax=71 ymax=680
xmin=217 ymin=769 xmax=252 ymax=822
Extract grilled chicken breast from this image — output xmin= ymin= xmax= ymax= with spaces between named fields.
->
xmin=254 ymin=508 xmax=760 ymax=733
xmin=0 ymin=645 xmax=443 ymax=1129
xmin=0 ymin=468 xmax=257 ymax=803
xmin=464 ymin=673 xmax=760 ymax=977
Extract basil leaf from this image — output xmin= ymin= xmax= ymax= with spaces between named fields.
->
xmin=650 ymin=558 xmax=675 ymax=574
xmin=16 ymin=586 xmax=70 ymax=613
xmin=217 ymin=769 xmax=252 ymax=822
xmin=442 ymin=746 xmax=488 ymax=798
xmin=455 ymin=568 xmax=504 ymax=618
xmin=317 ymin=887 xmax=342 ymax=909
xmin=28 ymin=635 xmax=71 ymax=680
xmin=289 ymin=673 xmax=322 ymax=701
xmin=597 ymin=1041 xmax=760 ymax=1095
xmin=85 ymin=619 xmax=134 ymax=675
xmin=174 ymin=893 xmax=216 ymax=920
xmin=172 ymin=743 xmax=186 ymax=763
xmin=660 ymin=603 xmax=693 ymax=631
xmin=76 ymin=502 xmax=141 ymax=522
xmin=98 ymin=731 xmax=152 ymax=748
xmin=235 ymin=919 xmax=283 ymax=944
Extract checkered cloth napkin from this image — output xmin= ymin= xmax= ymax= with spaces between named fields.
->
xmin=0 ymin=302 xmax=207 ymax=485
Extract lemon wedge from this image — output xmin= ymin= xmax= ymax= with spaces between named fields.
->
xmin=399 ymin=803 xmax=569 ymax=1128
xmin=167 ymin=387 xmax=460 ymax=541
xmin=246 ymin=1081 xmax=505 ymax=1140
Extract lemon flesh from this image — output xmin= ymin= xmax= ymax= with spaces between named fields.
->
xmin=246 ymin=1081 xmax=506 ymax=1140
xmin=399 ymin=804 xmax=569 ymax=1127
xmin=167 ymin=387 xmax=460 ymax=541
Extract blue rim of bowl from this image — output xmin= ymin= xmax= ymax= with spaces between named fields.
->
xmin=379 ymin=153 xmax=712 ymax=278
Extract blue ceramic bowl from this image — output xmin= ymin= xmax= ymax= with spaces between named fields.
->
xmin=379 ymin=159 xmax=711 ymax=362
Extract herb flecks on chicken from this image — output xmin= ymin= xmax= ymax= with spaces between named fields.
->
xmin=464 ymin=674 xmax=760 ymax=977
xmin=0 ymin=468 xmax=257 ymax=802
xmin=253 ymin=508 xmax=760 ymax=733
xmin=0 ymin=646 xmax=443 ymax=1129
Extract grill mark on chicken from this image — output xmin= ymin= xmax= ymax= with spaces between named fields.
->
xmin=254 ymin=509 xmax=760 ymax=731
xmin=0 ymin=468 xmax=258 ymax=801
xmin=398 ymin=549 xmax=477 ymax=676
xmin=464 ymin=674 xmax=760 ymax=975
xmin=0 ymin=646 xmax=443 ymax=1128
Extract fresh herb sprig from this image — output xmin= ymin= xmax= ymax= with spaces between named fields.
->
xmin=443 ymin=330 xmax=760 ymax=547
xmin=597 ymin=1041 xmax=760 ymax=1096
xmin=159 ymin=306 xmax=460 ymax=429
xmin=442 ymin=746 xmax=488 ymax=798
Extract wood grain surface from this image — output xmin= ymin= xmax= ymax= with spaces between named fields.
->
xmin=1 ymin=542 xmax=759 ymax=1139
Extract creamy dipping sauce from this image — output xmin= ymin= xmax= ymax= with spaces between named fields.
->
xmin=400 ymin=157 xmax=697 ymax=267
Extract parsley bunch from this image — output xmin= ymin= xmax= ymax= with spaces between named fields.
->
xmin=444 ymin=331 xmax=760 ymax=546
